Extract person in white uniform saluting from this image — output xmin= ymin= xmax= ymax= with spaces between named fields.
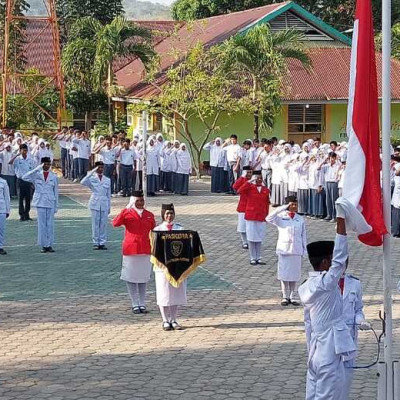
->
xmin=22 ymin=157 xmax=59 ymax=253
xmin=152 ymin=204 xmax=186 ymax=331
xmin=0 ymin=174 xmax=11 ymax=255
xmin=81 ymin=161 xmax=111 ymax=250
xmin=338 ymin=264 xmax=371 ymax=400
xmin=266 ymin=195 xmax=307 ymax=306
xmin=299 ymin=211 xmax=357 ymax=400
xmin=112 ymin=191 xmax=156 ymax=314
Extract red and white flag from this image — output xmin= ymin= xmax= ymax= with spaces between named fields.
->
xmin=343 ymin=0 xmax=387 ymax=246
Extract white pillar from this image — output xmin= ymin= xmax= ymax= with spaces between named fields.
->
xmin=382 ymin=0 xmax=394 ymax=398
xmin=394 ymin=361 xmax=400 ymax=400
xmin=378 ymin=362 xmax=387 ymax=400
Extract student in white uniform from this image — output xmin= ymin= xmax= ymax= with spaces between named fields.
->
xmin=160 ymin=141 xmax=173 ymax=192
xmin=204 ymin=137 xmax=224 ymax=193
xmin=153 ymin=204 xmax=186 ymax=331
xmin=116 ymin=139 xmax=137 ymax=197
xmin=94 ymin=136 xmax=117 ymax=195
xmin=299 ymin=213 xmax=357 ymax=400
xmin=392 ymin=159 xmax=400 ymax=237
xmin=0 ymin=143 xmax=17 ymax=197
xmin=146 ymin=138 xmax=161 ymax=196
xmin=0 ymin=175 xmax=11 ymax=255
xmin=22 ymin=157 xmax=59 ymax=253
xmin=339 ymin=267 xmax=371 ymax=400
xmin=175 ymin=143 xmax=191 ymax=195
xmin=81 ymin=161 xmax=111 ymax=250
xmin=266 ymin=196 xmax=307 ymax=306
xmin=320 ymin=152 xmax=341 ymax=222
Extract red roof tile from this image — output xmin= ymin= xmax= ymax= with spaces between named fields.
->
xmin=115 ymin=2 xmax=289 ymax=93
xmin=282 ymin=47 xmax=400 ymax=101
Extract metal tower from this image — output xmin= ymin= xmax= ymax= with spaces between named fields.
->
xmin=1 ymin=0 xmax=65 ymax=128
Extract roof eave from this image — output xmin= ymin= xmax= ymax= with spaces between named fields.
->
xmin=240 ymin=1 xmax=352 ymax=46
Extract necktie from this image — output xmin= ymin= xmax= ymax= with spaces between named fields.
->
xmin=167 ymin=224 xmax=173 ymax=231
xmin=289 ymin=212 xmax=295 ymax=219
xmin=43 ymin=171 xmax=49 ymax=181
xmin=339 ymin=277 xmax=345 ymax=294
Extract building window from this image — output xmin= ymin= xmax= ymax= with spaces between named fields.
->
xmin=288 ymin=104 xmax=323 ymax=134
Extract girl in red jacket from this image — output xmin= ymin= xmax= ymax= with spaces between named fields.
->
xmin=233 ymin=166 xmax=253 ymax=249
xmin=237 ymin=171 xmax=270 ymax=265
xmin=112 ymin=190 xmax=156 ymax=314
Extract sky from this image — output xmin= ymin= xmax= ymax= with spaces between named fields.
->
xmin=147 ymin=0 xmax=174 ymax=4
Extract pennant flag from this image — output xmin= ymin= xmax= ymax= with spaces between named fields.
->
xmin=343 ymin=0 xmax=387 ymax=246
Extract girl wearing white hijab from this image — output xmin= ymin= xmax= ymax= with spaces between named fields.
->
xmin=160 ymin=141 xmax=173 ymax=192
xmin=152 ymin=204 xmax=186 ymax=330
xmin=146 ymin=138 xmax=160 ymax=196
xmin=175 ymin=143 xmax=192 ymax=195
xmin=112 ymin=191 xmax=156 ymax=314
xmin=170 ymin=140 xmax=180 ymax=193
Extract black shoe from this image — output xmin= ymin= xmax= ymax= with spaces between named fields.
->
xmin=281 ymin=298 xmax=290 ymax=306
xmin=139 ymin=306 xmax=148 ymax=314
xmin=250 ymin=260 xmax=257 ymax=266
xmin=19 ymin=217 xmax=25 ymax=222
xmin=162 ymin=322 xmax=172 ymax=331
xmin=99 ymin=245 xmax=107 ymax=250
xmin=257 ymin=260 xmax=266 ymax=265
xmin=290 ymin=299 xmax=301 ymax=306
xmin=242 ymin=244 xmax=249 ymax=249
xmin=47 ymin=247 xmax=55 ymax=253
xmin=26 ymin=217 xmax=33 ymax=221
xmin=93 ymin=245 xmax=101 ymax=250
xmin=0 ymin=248 xmax=7 ymax=255
xmin=40 ymin=247 xmax=47 ymax=253
xmin=132 ymin=307 xmax=141 ymax=315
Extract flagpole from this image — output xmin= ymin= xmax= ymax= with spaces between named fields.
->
xmin=382 ymin=0 xmax=393 ymax=397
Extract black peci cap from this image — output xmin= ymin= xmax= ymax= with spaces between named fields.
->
xmin=307 ymin=241 xmax=335 ymax=258
xmin=132 ymin=190 xmax=144 ymax=198
xmin=285 ymin=195 xmax=297 ymax=204
xmin=41 ymin=157 xmax=51 ymax=163
xmin=243 ymin=166 xmax=252 ymax=171
xmin=252 ymin=170 xmax=262 ymax=175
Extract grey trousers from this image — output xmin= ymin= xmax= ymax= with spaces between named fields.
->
xmin=37 ymin=207 xmax=55 ymax=248
xmin=326 ymin=182 xmax=339 ymax=219
xmin=91 ymin=209 xmax=108 ymax=245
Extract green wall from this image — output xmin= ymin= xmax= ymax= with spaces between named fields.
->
xmin=327 ymin=103 xmax=400 ymax=142
xmin=187 ymin=109 xmax=287 ymax=162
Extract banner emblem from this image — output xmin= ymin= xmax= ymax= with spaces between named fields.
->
xmin=171 ymin=241 xmax=183 ymax=257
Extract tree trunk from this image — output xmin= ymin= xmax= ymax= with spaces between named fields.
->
xmin=107 ymin=63 xmax=113 ymax=134
xmin=253 ymin=109 xmax=259 ymax=140
xmin=195 ymin=149 xmax=202 ymax=179
xmin=85 ymin=110 xmax=93 ymax=132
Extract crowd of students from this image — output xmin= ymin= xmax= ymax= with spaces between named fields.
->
xmin=205 ymin=134 xmax=400 ymax=236
xmin=53 ymin=127 xmax=192 ymax=197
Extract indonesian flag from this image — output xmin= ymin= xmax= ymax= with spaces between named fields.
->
xmin=343 ymin=0 xmax=387 ymax=246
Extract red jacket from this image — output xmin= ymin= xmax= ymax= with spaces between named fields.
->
xmin=237 ymin=182 xmax=270 ymax=222
xmin=112 ymin=208 xmax=156 ymax=255
xmin=233 ymin=176 xmax=250 ymax=213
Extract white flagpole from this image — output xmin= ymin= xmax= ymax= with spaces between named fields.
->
xmin=142 ymin=111 xmax=148 ymax=201
xmin=382 ymin=0 xmax=393 ymax=397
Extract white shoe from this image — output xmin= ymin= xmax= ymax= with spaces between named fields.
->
xmin=73 ymin=179 xmax=79 ymax=183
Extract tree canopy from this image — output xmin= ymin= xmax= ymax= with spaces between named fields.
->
xmin=171 ymin=0 xmax=400 ymax=32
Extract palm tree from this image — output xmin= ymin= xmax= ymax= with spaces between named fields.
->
xmin=62 ymin=16 xmax=155 ymax=132
xmin=223 ymin=24 xmax=311 ymax=139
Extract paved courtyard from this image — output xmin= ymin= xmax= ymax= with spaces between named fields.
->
xmin=0 ymin=179 xmax=399 ymax=400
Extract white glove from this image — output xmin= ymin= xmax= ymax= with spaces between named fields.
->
xmin=89 ymin=166 xmax=99 ymax=175
xmin=359 ymin=321 xmax=371 ymax=331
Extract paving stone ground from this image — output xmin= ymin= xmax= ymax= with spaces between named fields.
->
xmin=0 ymin=179 xmax=399 ymax=400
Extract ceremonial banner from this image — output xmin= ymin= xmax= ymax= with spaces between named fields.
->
xmin=150 ymin=230 xmax=206 ymax=287
xmin=343 ymin=0 xmax=387 ymax=246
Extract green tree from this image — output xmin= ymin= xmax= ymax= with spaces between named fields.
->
xmin=222 ymin=24 xmax=311 ymax=139
xmin=375 ymin=23 xmax=400 ymax=59
xmin=0 ymin=0 xmax=29 ymax=72
xmin=171 ymin=0 xmax=400 ymax=31
xmin=56 ymin=0 xmax=124 ymax=42
xmin=130 ymin=43 xmax=248 ymax=177
xmin=62 ymin=16 xmax=154 ymax=133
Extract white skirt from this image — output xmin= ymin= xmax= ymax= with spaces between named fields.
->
xmin=155 ymin=270 xmax=187 ymax=306
xmin=277 ymin=254 xmax=302 ymax=282
xmin=120 ymin=255 xmax=152 ymax=283
xmin=246 ymin=220 xmax=266 ymax=242
xmin=237 ymin=213 xmax=246 ymax=233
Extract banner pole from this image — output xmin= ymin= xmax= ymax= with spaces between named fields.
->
xmin=382 ymin=0 xmax=394 ymax=398
xmin=142 ymin=110 xmax=148 ymax=201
